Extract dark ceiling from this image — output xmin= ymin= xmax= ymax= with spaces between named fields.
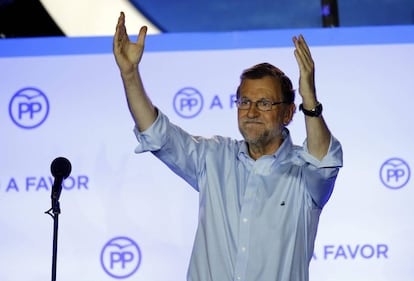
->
xmin=0 ymin=0 xmax=413 ymax=38
xmin=0 ymin=0 xmax=64 ymax=38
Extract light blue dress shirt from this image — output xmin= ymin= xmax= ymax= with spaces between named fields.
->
xmin=134 ymin=110 xmax=343 ymax=281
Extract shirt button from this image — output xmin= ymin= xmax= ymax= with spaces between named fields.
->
xmin=243 ymin=217 xmax=248 ymax=223
xmin=237 ymin=276 xmax=241 ymax=280
xmin=241 ymin=247 xmax=246 ymax=252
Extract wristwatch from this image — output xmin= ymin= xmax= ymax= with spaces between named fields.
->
xmin=299 ymin=102 xmax=323 ymax=117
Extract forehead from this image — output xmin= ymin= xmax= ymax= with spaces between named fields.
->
xmin=239 ymin=76 xmax=282 ymax=99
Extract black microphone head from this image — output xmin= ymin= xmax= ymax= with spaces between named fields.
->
xmin=51 ymin=157 xmax=72 ymax=179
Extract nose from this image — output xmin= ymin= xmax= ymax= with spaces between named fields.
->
xmin=246 ymin=102 xmax=260 ymax=118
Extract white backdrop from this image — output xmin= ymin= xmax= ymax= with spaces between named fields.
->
xmin=1 ymin=25 xmax=413 ymax=281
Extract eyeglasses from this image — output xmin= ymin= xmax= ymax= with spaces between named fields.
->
xmin=235 ymin=98 xmax=289 ymax=111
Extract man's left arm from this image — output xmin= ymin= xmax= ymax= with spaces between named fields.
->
xmin=293 ymin=34 xmax=331 ymax=160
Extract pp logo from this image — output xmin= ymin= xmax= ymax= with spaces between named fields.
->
xmin=173 ymin=87 xmax=204 ymax=118
xmin=101 ymin=236 xmax=142 ymax=279
xmin=380 ymin=157 xmax=411 ymax=189
xmin=8 ymin=87 xmax=50 ymax=129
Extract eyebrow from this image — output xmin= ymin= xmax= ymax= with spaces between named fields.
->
xmin=240 ymin=97 xmax=272 ymax=101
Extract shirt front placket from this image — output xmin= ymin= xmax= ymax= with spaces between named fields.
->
xmin=233 ymin=157 xmax=272 ymax=281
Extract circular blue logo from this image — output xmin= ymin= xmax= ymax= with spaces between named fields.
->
xmin=379 ymin=157 xmax=411 ymax=189
xmin=173 ymin=87 xmax=203 ymax=118
xmin=100 ymin=236 xmax=142 ymax=279
xmin=8 ymin=87 xmax=50 ymax=129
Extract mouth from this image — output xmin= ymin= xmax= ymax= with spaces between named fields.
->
xmin=243 ymin=120 xmax=263 ymax=126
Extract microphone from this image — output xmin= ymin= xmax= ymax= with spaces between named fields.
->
xmin=50 ymin=157 xmax=72 ymax=201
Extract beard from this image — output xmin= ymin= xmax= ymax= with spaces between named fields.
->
xmin=239 ymin=123 xmax=272 ymax=147
xmin=238 ymin=118 xmax=285 ymax=153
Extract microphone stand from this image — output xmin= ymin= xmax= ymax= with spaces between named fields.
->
xmin=45 ymin=157 xmax=71 ymax=281
xmin=45 ymin=187 xmax=62 ymax=281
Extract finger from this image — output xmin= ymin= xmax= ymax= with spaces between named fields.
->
xmin=298 ymin=34 xmax=312 ymax=57
xmin=116 ymin=12 xmax=125 ymax=35
xmin=293 ymin=36 xmax=306 ymax=59
xmin=293 ymin=35 xmax=313 ymax=70
xmin=293 ymin=37 xmax=307 ymax=67
xmin=114 ymin=12 xmax=127 ymax=48
xmin=294 ymin=49 xmax=306 ymax=72
xmin=136 ymin=26 xmax=148 ymax=46
xmin=114 ymin=14 xmax=122 ymax=50
xmin=293 ymin=35 xmax=311 ymax=58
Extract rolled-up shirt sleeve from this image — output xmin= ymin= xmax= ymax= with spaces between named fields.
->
xmin=299 ymin=135 xmax=343 ymax=208
xmin=133 ymin=110 xmax=169 ymax=154
xmin=300 ymin=135 xmax=343 ymax=169
xmin=132 ymin=110 xmax=204 ymax=189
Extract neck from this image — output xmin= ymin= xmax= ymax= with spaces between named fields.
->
xmin=247 ymin=137 xmax=283 ymax=160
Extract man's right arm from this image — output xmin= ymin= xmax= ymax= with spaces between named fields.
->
xmin=113 ymin=12 xmax=157 ymax=131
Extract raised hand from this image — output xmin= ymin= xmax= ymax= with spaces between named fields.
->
xmin=113 ymin=12 xmax=148 ymax=76
xmin=293 ymin=34 xmax=316 ymax=104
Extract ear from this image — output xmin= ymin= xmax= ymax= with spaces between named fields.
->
xmin=283 ymin=103 xmax=296 ymax=125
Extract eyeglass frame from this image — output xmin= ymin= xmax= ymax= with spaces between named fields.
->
xmin=234 ymin=98 xmax=291 ymax=112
